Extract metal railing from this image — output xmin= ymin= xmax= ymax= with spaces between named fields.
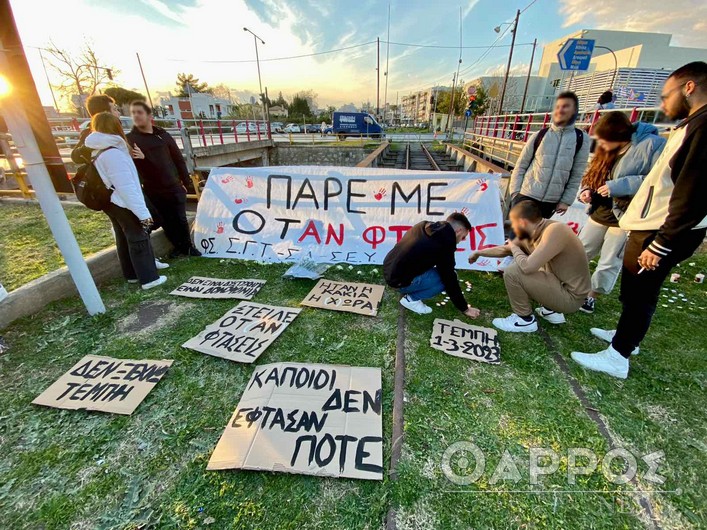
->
xmin=464 ymin=106 xmax=673 ymax=169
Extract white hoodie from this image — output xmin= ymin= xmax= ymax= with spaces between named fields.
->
xmin=84 ymin=132 xmax=151 ymax=221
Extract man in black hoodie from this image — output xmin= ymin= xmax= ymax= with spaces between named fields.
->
xmin=71 ymin=94 xmax=120 ymax=164
xmin=127 ymin=101 xmax=201 ymax=257
xmin=384 ymin=213 xmax=480 ymax=318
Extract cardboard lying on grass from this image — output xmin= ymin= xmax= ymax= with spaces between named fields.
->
xmin=183 ymin=302 xmax=301 ymax=363
xmin=430 ymin=318 xmax=500 ymax=364
xmin=171 ymin=277 xmax=265 ymax=299
xmin=300 ymin=279 xmax=385 ymax=317
xmin=207 ymin=361 xmax=383 ymax=480
xmin=32 ymin=355 xmax=172 ymax=415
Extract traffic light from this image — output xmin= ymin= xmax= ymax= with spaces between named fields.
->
xmin=467 ymin=94 xmax=477 ymax=115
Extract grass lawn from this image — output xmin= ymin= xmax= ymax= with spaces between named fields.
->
xmin=0 ymin=203 xmax=114 ymax=292
xmin=0 ymin=249 xmax=705 ymax=529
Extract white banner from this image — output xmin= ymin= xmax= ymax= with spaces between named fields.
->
xmin=193 ymin=166 xmax=506 ymax=271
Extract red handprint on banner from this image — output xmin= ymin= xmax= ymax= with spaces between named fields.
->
xmin=234 ymin=198 xmax=248 ymax=205
xmin=477 ymin=178 xmax=488 ymax=192
xmin=245 ymin=176 xmax=254 ymax=188
xmin=373 ymin=188 xmax=387 ymax=201
xmin=461 ymin=207 xmax=470 ymax=216
xmin=221 ymin=175 xmax=234 ymax=184
xmin=216 ymin=221 xmax=225 ymax=234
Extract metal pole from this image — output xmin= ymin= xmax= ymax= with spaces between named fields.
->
xmin=253 ymin=35 xmax=267 ymax=124
xmin=376 ymin=37 xmax=380 ymax=117
xmin=498 ymin=9 xmax=520 ymax=115
xmin=383 ymin=2 xmax=391 ymax=120
xmin=37 ymin=48 xmax=59 ymax=111
xmin=595 ymin=45 xmax=618 ymax=90
xmin=519 ymin=38 xmax=536 ymax=114
xmin=0 ymin=40 xmax=105 ymax=315
xmin=136 ymin=52 xmax=154 ymax=110
xmin=446 ymin=73 xmax=457 ymax=138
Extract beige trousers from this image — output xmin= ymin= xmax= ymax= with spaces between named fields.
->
xmin=503 ymin=263 xmax=584 ymax=316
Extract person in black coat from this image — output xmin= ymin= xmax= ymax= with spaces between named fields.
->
xmin=127 ymin=101 xmax=201 ymax=257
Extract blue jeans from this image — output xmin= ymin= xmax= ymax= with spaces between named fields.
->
xmin=399 ymin=268 xmax=444 ymax=301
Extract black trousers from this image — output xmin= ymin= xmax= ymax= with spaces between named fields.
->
xmin=104 ymin=203 xmax=159 ymax=285
xmin=612 ymin=228 xmax=706 ymax=358
xmin=511 ymin=194 xmax=557 ymax=219
xmin=146 ymin=188 xmax=192 ymax=252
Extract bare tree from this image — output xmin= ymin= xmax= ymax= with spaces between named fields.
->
xmin=44 ymin=40 xmax=117 ymax=116
xmin=211 ymin=83 xmax=233 ymax=103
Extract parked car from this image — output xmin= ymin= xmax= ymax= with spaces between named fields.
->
xmin=283 ymin=123 xmax=302 ymax=133
xmin=271 ymin=121 xmax=284 ymax=133
xmin=304 ymin=124 xmax=320 ymax=134
xmin=235 ymin=121 xmax=268 ymax=135
xmin=80 ymin=116 xmax=133 ymax=132
xmin=332 ymin=112 xmax=385 ymax=139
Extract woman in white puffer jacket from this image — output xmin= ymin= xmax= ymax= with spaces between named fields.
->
xmin=85 ymin=112 xmax=166 ymax=290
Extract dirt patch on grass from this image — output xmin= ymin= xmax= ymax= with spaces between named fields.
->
xmin=645 ymin=404 xmax=678 ymax=425
xmin=395 ymin=499 xmax=439 ymax=530
xmin=117 ymin=300 xmax=192 ymax=337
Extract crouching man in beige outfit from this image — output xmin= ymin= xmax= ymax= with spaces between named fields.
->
xmin=469 ymin=200 xmax=591 ymax=332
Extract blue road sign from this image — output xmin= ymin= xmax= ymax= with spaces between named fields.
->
xmin=465 ymin=109 xmax=471 ymax=117
xmin=557 ymin=38 xmax=595 ymax=71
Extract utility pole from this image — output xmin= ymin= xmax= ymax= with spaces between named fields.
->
xmin=244 ymin=27 xmax=267 ymax=124
xmin=446 ymin=7 xmax=463 ymax=138
xmin=383 ymin=1 xmax=391 ymax=122
xmin=376 ymin=37 xmax=380 ymax=117
xmin=520 ymin=38 xmax=537 ymax=114
xmin=0 ymin=2 xmax=105 ymax=315
xmin=446 ymin=72 xmax=457 ymax=138
xmin=37 ymin=48 xmax=59 ymax=111
xmin=498 ymin=8 xmax=520 ymax=115
xmin=136 ymin=52 xmax=154 ymax=110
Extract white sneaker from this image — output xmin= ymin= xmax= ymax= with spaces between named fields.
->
xmin=142 ymin=275 xmax=167 ymax=290
xmin=590 ymin=328 xmax=640 ymax=355
xmin=127 ymin=279 xmax=139 ymax=284
xmin=400 ymin=295 xmax=432 ymax=315
xmin=535 ymin=306 xmax=566 ymax=324
xmin=492 ymin=313 xmax=538 ymax=333
xmin=155 ymin=259 xmax=170 ymax=270
xmin=571 ymin=345 xmax=629 ymax=379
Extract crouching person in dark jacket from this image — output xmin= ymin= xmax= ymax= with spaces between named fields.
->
xmin=383 ymin=212 xmax=480 ymax=318
xmin=127 ymin=101 xmax=201 ymax=258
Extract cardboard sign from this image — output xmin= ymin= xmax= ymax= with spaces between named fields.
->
xmin=182 ymin=302 xmax=301 ymax=363
xmin=193 ymin=166 xmax=505 ymax=271
xmin=171 ymin=277 xmax=265 ymax=299
xmin=430 ymin=318 xmax=500 ymax=364
xmin=207 ymin=362 xmax=383 ymax=480
xmin=300 ymin=280 xmax=385 ymax=317
xmin=32 ymin=355 xmax=173 ymax=415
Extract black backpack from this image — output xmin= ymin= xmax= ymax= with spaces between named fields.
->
xmin=70 ymin=147 xmax=115 ymax=211
xmin=532 ymin=127 xmax=584 ymax=159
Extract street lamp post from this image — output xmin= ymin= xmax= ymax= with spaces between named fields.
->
xmin=594 ymin=45 xmax=618 ymax=90
xmin=243 ymin=27 xmax=268 ymax=125
xmin=496 ymin=9 xmax=520 ymax=116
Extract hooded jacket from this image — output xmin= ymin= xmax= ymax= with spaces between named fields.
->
xmin=582 ymin=122 xmax=666 ymax=220
xmin=620 ymin=104 xmax=707 ymax=257
xmin=510 ymin=122 xmax=590 ymax=205
xmin=383 ymin=221 xmax=468 ymax=311
xmin=126 ymin=125 xmax=190 ymax=194
xmin=84 ymin=132 xmax=151 ymax=221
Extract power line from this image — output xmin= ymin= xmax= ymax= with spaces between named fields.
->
xmin=384 ymin=40 xmax=534 ymax=50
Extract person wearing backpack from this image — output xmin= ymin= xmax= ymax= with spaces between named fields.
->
xmin=509 ymin=91 xmax=590 ymax=218
xmin=84 ymin=112 xmax=167 ymax=290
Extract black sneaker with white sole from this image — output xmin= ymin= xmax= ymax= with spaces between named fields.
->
xmin=579 ymin=297 xmax=595 ymax=314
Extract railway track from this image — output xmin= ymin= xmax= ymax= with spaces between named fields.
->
xmin=379 ymin=143 xmax=458 ymax=171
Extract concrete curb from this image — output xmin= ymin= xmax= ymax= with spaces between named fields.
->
xmin=0 ymin=229 xmax=173 ymax=330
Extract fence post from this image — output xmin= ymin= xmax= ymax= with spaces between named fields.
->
xmin=199 ymin=119 xmax=206 ymax=146
xmin=71 ymin=117 xmax=80 ymax=131
xmin=542 ymin=112 xmax=550 ymax=129
xmin=246 ymin=120 xmax=251 ymax=142
xmin=501 ymin=115 xmax=509 ymax=139
xmin=180 ymin=125 xmax=195 ymax=175
xmin=217 ymin=120 xmax=224 ymax=144
xmin=629 ymin=107 xmax=638 ymax=122
xmin=256 ymin=122 xmax=262 ymax=141
xmin=523 ymin=115 xmax=534 ymax=142
xmin=511 ymin=114 xmax=520 ymax=141
xmin=267 ymin=121 xmax=272 ymax=140
xmin=233 ymin=120 xmax=238 ymax=143
xmin=588 ymin=110 xmax=600 ymax=136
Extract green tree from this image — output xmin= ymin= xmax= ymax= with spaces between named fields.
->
xmin=468 ymin=85 xmax=490 ymax=118
xmin=288 ymin=94 xmax=312 ymax=119
xmin=175 ymin=73 xmax=211 ymax=97
xmin=436 ymin=83 xmax=467 ymax=116
xmin=103 ymin=87 xmax=144 ymax=107
xmin=273 ymin=91 xmax=288 ymax=109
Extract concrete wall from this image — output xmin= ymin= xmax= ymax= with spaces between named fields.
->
xmin=272 ymin=145 xmax=374 ymax=167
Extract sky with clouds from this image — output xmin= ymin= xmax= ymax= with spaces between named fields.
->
xmin=8 ymin=0 xmax=707 ymax=109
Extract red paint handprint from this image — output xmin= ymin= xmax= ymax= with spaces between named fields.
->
xmin=216 ymin=221 xmax=225 ymax=234
xmin=234 ymin=198 xmax=248 ymax=205
xmin=461 ymin=207 xmax=470 ymax=216
xmin=567 ymin=222 xmax=580 ymax=235
xmin=373 ymin=188 xmax=387 ymax=201
xmin=221 ymin=175 xmax=235 ymax=184
xmin=477 ymin=179 xmax=488 ymax=192
xmin=245 ymin=176 xmax=254 ymax=188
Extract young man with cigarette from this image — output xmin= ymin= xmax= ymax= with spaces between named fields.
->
xmin=571 ymin=62 xmax=707 ymax=379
